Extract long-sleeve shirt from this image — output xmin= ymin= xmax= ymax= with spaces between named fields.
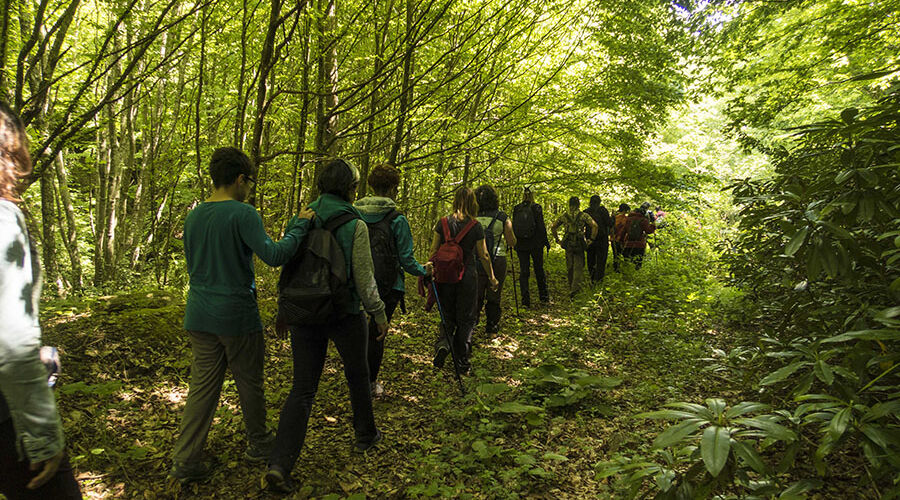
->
xmin=355 ymin=196 xmax=428 ymax=293
xmin=183 ymin=200 xmax=309 ymax=335
xmin=0 ymin=199 xmax=64 ymax=463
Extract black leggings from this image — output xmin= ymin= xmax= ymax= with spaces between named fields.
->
xmin=0 ymin=418 xmax=82 ymax=499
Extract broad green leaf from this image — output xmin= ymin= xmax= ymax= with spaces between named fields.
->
xmin=653 ymin=419 xmax=705 ymax=449
xmin=497 ymin=402 xmax=543 ymax=414
xmin=476 ymin=383 xmax=510 ymax=395
xmin=573 ymin=375 xmax=622 ymax=388
xmin=542 ymin=452 xmax=568 ymax=461
xmin=731 ymin=439 xmax=768 ymax=474
xmin=822 ymin=329 xmax=900 ymax=343
xmin=706 ymin=398 xmax=726 ymax=418
xmin=734 ymin=417 xmax=797 ymax=441
xmin=780 ymin=479 xmax=823 ymax=499
xmin=725 ymin=402 xmax=769 ymax=419
xmin=860 ymin=424 xmax=899 ymax=450
xmin=827 ymin=407 xmax=851 ymax=440
xmin=785 ymin=227 xmax=809 ymax=256
xmin=760 ymin=361 xmax=809 ymax=386
xmin=638 ymin=409 xmax=704 ymax=420
xmin=700 ymin=426 xmax=731 ymax=477
xmin=819 ymin=221 xmax=853 ymax=240
xmin=813 ymin=360 xmax=834 ymax=386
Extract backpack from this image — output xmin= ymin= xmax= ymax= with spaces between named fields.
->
xmin=367 ymin=210 xmax=403 ymax=300
xmin=626 ymin=215 xmax=645 ymax=242
xmin=483 ymin=211 xmax=507 ymax=260
xmin=585 ymin=207 xmax=611 ymax=241
xmin=512 ymin=203 xmax=536 ymax=240
xmin=277 ymin=213 xmax=358 ymax=325
xmin=561 ymin=212 xmax=587 ymax=252
xmin=432 ymin=217 xmax=477 ymax=284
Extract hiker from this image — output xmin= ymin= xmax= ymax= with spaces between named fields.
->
xmin=611 ymin=204 xmax=630 ymax=272
xmin=265 ymin=159 xmax=388 ymax=493
xmin=655 ymin=206 xmax=667 ymax=229
xmin=354 ymin=164 xmax=433 ymax=398
xmin=431 ymin=187 xmax=498 ymax=375
xmin=0 ymin=102 xmax=82 ymax=498
xmin=583 ymin=195 xmax=614 ymax=283
xmin=170 ymin=147 xmax=313 ymax=484
xmin=616 ymin=204 xmax=656 ymax=270
xmin=474 ymin=185 xmax=517 ymax=334
xmin=551 ymin=197 xmax=599 ymax=297
xmin=511 ymin=187 xmax=550 ymax=306
xmin=641 ymin=201 xmax=656 ymax=222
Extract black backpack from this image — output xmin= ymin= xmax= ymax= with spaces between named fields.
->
xmin=512 ymin=203 xmax=536 ymax=240
xmin=626 ymin=215 xmax=645 ymax=242
xmin=277 ymin=213 xmax=358 ymax=326
xmin=366 ymin=209 xmax=403 ymax=300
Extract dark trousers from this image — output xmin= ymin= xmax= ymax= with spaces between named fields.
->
xmin=612 ymin=241 xmax=624 ymax=272
xmin=367 ymin=298 xmax=400 ymax=383
xmin=586 ymin=241 xmax=609 ymax=282
xmin=435 ymin=269 xmax=478 ymax=370
xmin=0 ymin=419 xmax=81 ymax=499
xmin=623 ymin=247 xmax=646 ymax=270
xmin=516 ymin=248 xmax=549 ymax=305
xmin=269 ymin=313 xmax=377 ymax=472
xmin=172 ymin=330 xmax=268 ymax=464
xmin=477 ymin=256 xmax=507 ymax=332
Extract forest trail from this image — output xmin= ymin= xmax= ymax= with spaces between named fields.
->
xmin=39 ymin=244 xmax=737 ymax=499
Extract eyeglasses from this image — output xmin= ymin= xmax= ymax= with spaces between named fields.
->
xmin=244 ymin=174 xmax=257 ymax=185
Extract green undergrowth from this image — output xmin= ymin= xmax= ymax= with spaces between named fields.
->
xmin=37 ymin=226 xmax=743 ymax=499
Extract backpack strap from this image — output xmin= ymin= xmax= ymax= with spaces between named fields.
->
xmin=324 ymin=212 xmax=359 ymax=233
xmin=440 ymin=217 xmax=453 ymax=242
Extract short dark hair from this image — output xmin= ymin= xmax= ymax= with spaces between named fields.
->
xmin=618 ymin=203 xmax=630 ymax=212
xmin=209 ymin=147 xmax=254 ymax=188
xmin=568 ymin=196 xmax=580 ymax=208
xmin=474 ymin=185 xmax=499 ymax=213
xmin=318 ymin=158 xmax=360 ymax=200
xmin=589 ymin=195 xmax=602 ymax=209
xmin=367 ymin=163 xmax=401 ymax=195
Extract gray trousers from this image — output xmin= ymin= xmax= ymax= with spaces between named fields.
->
xmin=565 ymin=249 xmax=585 ymax=296
xmin=172 ymin=330 xmax=268 ymax=464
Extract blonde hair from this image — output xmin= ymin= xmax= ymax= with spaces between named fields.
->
xmin=452 ymin=187 xmax=478 ymax=219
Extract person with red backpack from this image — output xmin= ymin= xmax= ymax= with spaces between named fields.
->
xmin=611 ymin=204 xmax=630 ymax=272
xmin=615 ymin=204 xmax=656 ymax=270
xmin=354 ymin=164 xmax=433 ymax=398
xmin=430 ymin=187 xmax=498 ymax=375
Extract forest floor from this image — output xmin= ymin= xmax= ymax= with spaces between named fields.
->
xmin=39 ymin=248 xmax=752 ymax=499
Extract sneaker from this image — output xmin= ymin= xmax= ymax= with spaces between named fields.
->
xmin=354 ymin=429 xmax=383 ymax=453
xmin=262 ymin=465 xmax=295 ymax=493
xmin=169 ymin=459 xmax=218 ymax=485
xmin=245 ymin=431 xmax=275 ymax=463
xmin=371 ymin=381 xmax=384 ymax=398
xmin=433 ymin=345 xmax=449 ymax=368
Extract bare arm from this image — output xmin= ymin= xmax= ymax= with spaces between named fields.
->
xmin=476 ymin=238 xmax=498 ymax=288
xmin=587 ymin=216 xmax=599 ymax=240
xmin=503 ymin=218 xmax=517 ymax=249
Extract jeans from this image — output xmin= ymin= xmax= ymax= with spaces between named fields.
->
xmin=623 ymin=247 xmax=646 ymax=270
xmin=0 ymin=418 xmax=81 ymax=499
xmin=515 ymin=248 xmax=549 ymax=305
xmin=172 ymin=330 xmax=268 ymax=465
xmin=434 ymin=267 xmax=478 ymax=371
xmin=269 ymin=313 xmax=377 ymax=472
xmin=367 ymin=299 xmax=400 ymax=383
xmin=565 ymin=249 xmax=586 ymax=297
xmin=586 ymin=241 xmax=609 ymax=282
xmin=477 ymin=256 xmax=507 ymax=332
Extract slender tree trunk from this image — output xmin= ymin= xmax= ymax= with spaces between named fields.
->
xmin=294 ymin=19 xmax=313 ymax=209
xmin=40 ymin=168 xmax=62 ymax=295
xmin=234 ymin=0 xmax=249 ymax=147
xmin=0 ymin=0 xmax=11 ymax=99
xmin=54 ymin=150 xmax=82 ymax=292
xmin=248 ymin=0 xmax=282 ymax=207
xmin=314 ymin=0 xmax=339 ymax=170
xmin=195 ymin=6 xmax=207 ymax=198
xmin=389 ymin=0 xmax=416 ymax=165
xmin=358 ymin=0 xmax=387 ymax=199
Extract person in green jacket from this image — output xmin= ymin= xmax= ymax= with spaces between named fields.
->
xmin=264 ymin=159 xmax=389 ymax=493
xmin=170 ymin=147 xmax=313 ymax=484
xmin=354 ymin=164 xmax=433 ymax=398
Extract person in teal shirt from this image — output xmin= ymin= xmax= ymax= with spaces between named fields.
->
xmin=170 ymin=147 xmax=313 ymax=484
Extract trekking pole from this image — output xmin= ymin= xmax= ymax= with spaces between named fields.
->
xmin=429 ymin=279 xmax=466 ymax=396
xmin=509 ymin=247 xmax=520 ymax=316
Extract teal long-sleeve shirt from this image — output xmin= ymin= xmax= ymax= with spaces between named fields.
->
xmin=183 ymin=200 xmax=308 ymax=336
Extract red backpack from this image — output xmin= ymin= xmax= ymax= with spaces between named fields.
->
xmin=432 ymin=217 xmax=477 ymax=284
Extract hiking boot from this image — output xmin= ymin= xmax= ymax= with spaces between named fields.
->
xmin=262 ymin=465 xmax=295 ymax=493
xmin=371 ymin=381 xmax=384 ymax=398
xmin=355 ymin=429 xmax=383 ymax=453
xmin=245 ymin=431 xmax=275 ymax=463
xmin=433 ymin=345 xmax=449 ymax=368
xmin=169 ymin=459 xmax=218 ymax=485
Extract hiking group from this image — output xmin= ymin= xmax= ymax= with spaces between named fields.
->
xmin=0 ymin=97 xmax=664 ymax=497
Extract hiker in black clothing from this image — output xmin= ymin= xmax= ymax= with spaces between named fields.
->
xmin=511 ymin=187 xmax=550 ymax=306
xmin=431 ymin=188 xmax=498 ymax=375
xmin=612 ymin=203 xmax=630 ymax=272
xmin=474 ymin=185 xmax=517 ymax=334
xmin=584 ymin=195 xmax=614 ymax=283
xmin=355 ymin=164 xmax=433 ymax=398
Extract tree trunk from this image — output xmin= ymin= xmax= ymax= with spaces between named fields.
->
xmin=248 ymin=0 xmax=282 ymax=207
xmin=389 ymin=0 xmax=416 ymax=165
xmin=313 ymin=0 xmax=339 ymax=180
xmin=40 ymin=167 xmax=62 ymax=295
xmin=54 ymin=150 xmax=82 ymax=292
